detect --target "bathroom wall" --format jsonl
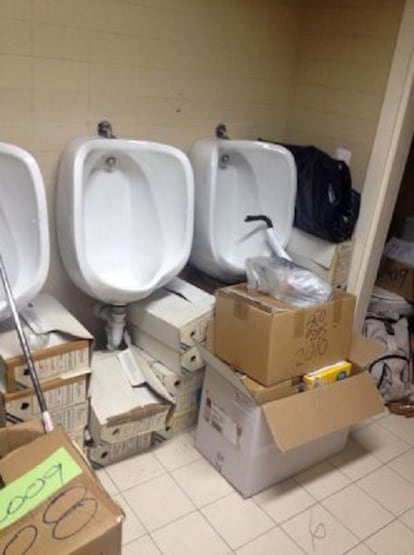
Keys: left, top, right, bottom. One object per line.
{"left": 285, "top": 0, "right": 405, "bottom": 192}
{"left": 0, "top": 0, "right": 406, "bottom": 337}
{"left": 0, "top": 0, "right": 301, "bottom": 336}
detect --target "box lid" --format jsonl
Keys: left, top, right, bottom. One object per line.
{"left": 349, "top": 334, "right": 385, "bottom": 369}
{"left": 0, "top": 293, "right": 93, "bottom": 359}
{"left": 262, "top": 372, "right": 384, "bottom": 451}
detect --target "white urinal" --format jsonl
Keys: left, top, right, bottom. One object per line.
{"left": 0, "top": 143, "right": 49, "bottom": 321}
{"left": 56, "top": 137, "right": 194, "bottom": 348}
{"left": 189, "top": 138, "right": 296, "bottom": 281}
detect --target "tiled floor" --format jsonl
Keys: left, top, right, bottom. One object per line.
{"left": 96, "top": 410, "right": 414, "bottom": 554}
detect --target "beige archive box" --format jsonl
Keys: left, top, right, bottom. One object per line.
{"left": 0, "top": 293, "right": 93, "bottom": 392}
{"left": 0, "top": 370, "right": 90, "bottom": 426}
{"left": 287, "top": 227, "right": 354, "bottom": 290}
{"left": 128, "top": 277, "right": 215, "bottom": 374}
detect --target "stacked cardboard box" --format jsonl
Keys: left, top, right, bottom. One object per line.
{"left": 0, "top": 294, "right": 93, "bottom": 449}
{"left": 196, "top": 284, "right": 385, "bottom": 497}
{"left": 87, "top": 347, "right": 174, "bottom": 467}
{"left": 127, "top": 278, "right": 215, "bottom": 438}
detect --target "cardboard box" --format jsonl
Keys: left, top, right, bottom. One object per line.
{"left": 195, "top": 339, "right": 384, "bottom": 497}
{"left": 138, "top": 346, "right": 204, "bottom": 410}
{"left": 376, "top": 255, "right": 414, "bottom": 302}
{"left": 128, "top": 277, "right": 215, "bottom": 374}
{"left": 287, "top": 228, "right": 354, "bottom": 289}
{"left": 89, "top": 347, "right": 174, "bottom": 445}
{"left": 154, "top": 406, "right": 200, "bottom": 441}
{"left": 0, "top": 371, "right": 90, "bottom": 425}
{"left": 0, "top": 420, "right": 124, "bottom": 554}
{"left": 0, "top": 294, "right": 93, "bottom": 392}
{"left": 7, "top": 400, "right": 89, "bottom": 433}
{"left": 214, "top": 284, "right": 356, "bottom": 386}
{"left": 88, "top": 433, "right": 153, "bottom": 468}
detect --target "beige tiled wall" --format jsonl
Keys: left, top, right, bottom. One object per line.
{"left": 0, "top": 0, "right": 301, "bottom": 334}
{"left": 0, "top": 0, "right": 405, "bottom": 335}
{"left": 285, "top": 0, "right": 405, "bottom": 191}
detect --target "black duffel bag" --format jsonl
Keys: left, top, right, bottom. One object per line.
{"left": 259, "top": 141, "right": 361, "bottom": 243}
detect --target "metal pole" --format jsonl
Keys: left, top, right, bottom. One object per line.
{"left": 0, "top": 254, "right": 53, "bottom": 432}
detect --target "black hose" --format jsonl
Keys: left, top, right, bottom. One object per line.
{"left": 244, "top": 214, "right": 273, "bottom": 228}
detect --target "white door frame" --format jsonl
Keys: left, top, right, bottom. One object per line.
{"left": 348, "top": 0, "right": 414, "bottom": 330}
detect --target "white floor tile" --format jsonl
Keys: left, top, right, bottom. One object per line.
{"left": 152, "top": 511, "right": 231, "bottom": 555}
{"left": 253, "top": 478, "right": 316, "bottom": 524}
{"left": 281, "top": 504, "right": 359, "bottom": 555}
{"left": 380, "top": 414, "right": 414, "bottom": 446}
{"left": 235, "top": 526, "right": 305, "bottom": 554}
{"left": 96, "top": 468, "right": 118, "bottom": 496}
{"left": 294, "top": 461, "right": 351, "bottom": 500}
{"left": 123, "top": 534, "right": 161, "bottom": 555}
{"left": 154, "top": 432, "right": 201, "bottom": 471}
{"left": 350, "top": 411, "right": 388, "bottom": 435}
{"left": 105, "top": 451, "right": 165, "bottom": 492}
{"left": 321, "top": 484, "right": 393, "bottom": 540}
{"left": 345, "top": 544, "right": 375, "bottom": 554}
{"left": 388, "top": 448, "right": 414, "bottom": 484}
{"left": 329, "top": 438, "right": 382, "bottom": 481}
{"left": 357, "top": 465, "right": 414, "bottom": 516}
{"left": 351, "top": 421, "right": 410, "bottom": 463}
{"left": 112, "top": 493, "right": 146, "bottom": 545}
{"left": 400, "top": 507, "right": 414, "bottom": 531}
{"left": 201, "top": 492, "right": 274, "bottom": 550}
{"left": 172, "top": 457, "right": 233, "bottom": 508}
{"left": 123, "top": 474, "right": 195, "bottom": 532}
{"left": 366, "top": 520, "right": 414, "bottom": 555}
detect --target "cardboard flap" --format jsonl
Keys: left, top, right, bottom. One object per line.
{"left": 20, "top": 294, "right": 93, "bottom": 339}
{"left": 262, "top": 373, "right": 384, "bottom": 452}
{"left": 350, "top": 334, "right": 385, "bottom": 369}
{"left": 163, "top": 277, "right": 215, "bottom": 306}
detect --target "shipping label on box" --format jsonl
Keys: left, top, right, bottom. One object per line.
{"left": 88, "top": 433, "right": 153, "bottom": 468}
{"left": 0, "top": 294, "right": 94, "bottom": 392}
{"left": 214, "top": 284, "right": 356, "bottom": 386}
{"left": 0, "top": 422, "right": 124, "bottom": 555}
{"left": 1, "top": 372, "right": 89, "bottom": 425}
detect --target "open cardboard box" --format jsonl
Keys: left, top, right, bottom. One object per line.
{"left": 0, "top": 420, "right": 123, "bottom": 554}
{"left": 0, "top": 294, "right": 94, "bottom": 392}
{"left": 195, "top": 329, "right": 385, "bottom": 497}
{"left": 376, "top": 255, "right": 414, "bottom": 303}
{"left": 214, "top": 283, "right": 356, "bottom": 386}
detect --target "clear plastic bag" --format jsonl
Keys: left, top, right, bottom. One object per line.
{"left": 246, "top": 256, "right": 332, "bottom": 306}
